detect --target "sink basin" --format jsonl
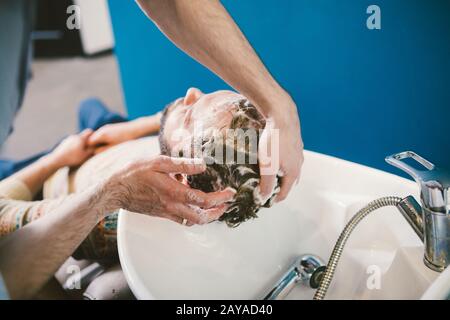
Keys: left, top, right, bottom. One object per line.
{"left": 118, "top": 147, "right": 441, "bottom": 299}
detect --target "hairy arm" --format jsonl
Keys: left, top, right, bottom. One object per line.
{"left": 137, "top": 0, "right": 303, "bottom": 200}
{"left": 0, "top": 184, "right": 104, "bottom": 299}
{"left": 0, "top": 155, "right": 234, "bottom": 299}
{"left": 136, "top": 0, "right": 286, "bottom": 116}
{"left": 0, "top": 131, "right": 98, "bottom": 298}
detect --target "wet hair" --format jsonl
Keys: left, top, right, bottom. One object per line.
{"left": 159, "top": 98, "right": 280, "bottom": 227}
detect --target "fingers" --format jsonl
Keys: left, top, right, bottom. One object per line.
{"left": 79, "top": 128, "right": 94, "bottom": 140}
{"left": 257, "top": 121, "right": 280, "bottom": 198}
{"left": 276, "top": 149, "right": 303, "bottom": 201}
{"left": 275, "top": 176, "right": 295, "bottom": 202}
{"left": 88, "top": 128, "right": 108, "bottom": 147}
{"left": 165, "top": 214, "right": 194, "bottom": 226}
{"left": 94, "top": 145, "right": 111, "bottom": 155}
{"left": 152, "top": 157, "right": 236, "bottom": 208}
{"left": 179, "top": 186, "right": 235, "bottom": 208}
{"left": 151, "top": 155, "right": 207, "bottom": 175}
{"left": 168, "top": 203, "right": 228, "bottom": 225}
{"left": 259, "top": 174, "right": 277, "bottom": 200}
{"left": 201, "top": 203, "right": 229, "bottom": 221}
{"left": 124, "top": 156, "right": 236, "bottom": 226}
{"left": 80, "top": 129, "right": 95, "bottom": 153}
{"left": 80, "top": 129, "right": 95, "bottom": 154}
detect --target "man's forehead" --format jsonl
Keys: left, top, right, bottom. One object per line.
{"left": 206, "top": 90, "right": 242, "bottom": 99}
{"left": 204, "top": 90, "right": 244, "bottom": 107}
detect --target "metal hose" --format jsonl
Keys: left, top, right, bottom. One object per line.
{"left": 313, "top": 196, "right": 403, "bottom": 300}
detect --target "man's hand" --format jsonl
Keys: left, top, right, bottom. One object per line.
{"left": 258, "top": 92, "right": 304, "bottom": 202}
{"left": 104, "top": 155, "right": 235, "bottom": 225}
{"left": 87, "top": 122, "right": 138, "bottom": 153}
{"left": 88, "top": 114, "right": 162, "bottom": 154}
{"left": 49, "top": 129, "right": 95, "bottom": 168}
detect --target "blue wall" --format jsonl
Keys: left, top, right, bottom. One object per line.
{"left": 108, "top": 0, "right": 449, "bottom": 175}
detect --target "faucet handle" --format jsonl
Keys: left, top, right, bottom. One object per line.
{"left": 386, "top": 151, "right": 435, "bottom": 182}
{"left": 386, "top": 151, "right": 450, "bottom": 214}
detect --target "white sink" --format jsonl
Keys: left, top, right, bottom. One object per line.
{"left": 118, "top": 148, "right": 442, "bottom": 299}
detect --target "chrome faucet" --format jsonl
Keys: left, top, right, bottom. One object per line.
{"left": 386, "top": 151, "right": 450, "bottom": 272}
{"left": 263, "top": 254, "right": 326, "bottom": 299}
{"left": 266, "top": 152, "right": 448, "bottom": 301}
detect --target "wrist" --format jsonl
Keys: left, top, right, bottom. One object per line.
{"left": 91, "top": 173, "right": 128, "bottom": 218}
{"left": 253, "top": 87, "right": 297, "bottom": 120}
{"left": 133, "top": 116, "right": 159, "bottom": 136}
{"left": 72, "top": 183, "right": 109, "bottom": 223}
{"left": 266, "top": 93, "right": 299, "bottom": 127}
{"left": 39, "top": 154, "right": 65, "bottom": 172}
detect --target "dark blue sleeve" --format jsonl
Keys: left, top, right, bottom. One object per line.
{"left": 0, "top": 0, "right": 34, "bottom": 146}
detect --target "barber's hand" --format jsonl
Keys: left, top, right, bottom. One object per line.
{"left": 50, "top": 129, "right": 95, "bottom": 168}
{"left": 105, "top": 155, "right": 235, "bottom": 225}
{"left": 258, "top": 92, "right": 304, "bottom": 202}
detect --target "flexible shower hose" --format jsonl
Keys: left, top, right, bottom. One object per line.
{"left": 313, "top": 196, "right": 403, "bottom": 300}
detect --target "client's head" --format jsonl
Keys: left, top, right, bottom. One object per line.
{"left": 159, "top": 88, "right": 280, "bottom": 227}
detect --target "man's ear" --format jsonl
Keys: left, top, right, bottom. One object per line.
{"left": 184, "top": 87, "right": 203, "bottom": 105}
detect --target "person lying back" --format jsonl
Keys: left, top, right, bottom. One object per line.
{"left": 0, "top": 88, "right": 280, "bottom": 261}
